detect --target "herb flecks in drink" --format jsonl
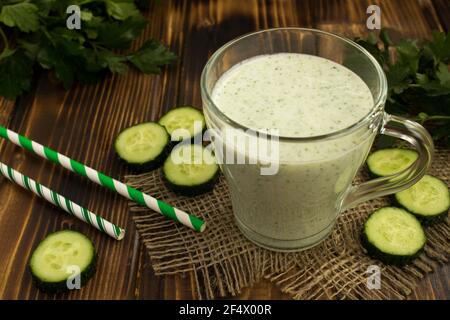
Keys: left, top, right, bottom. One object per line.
{"left": 211, "top": 53, "right": 376, "bottom": 249}
{"left": 213, "top": 53, "right": 373, "bottom": 138}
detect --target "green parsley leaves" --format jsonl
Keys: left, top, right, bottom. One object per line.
{"left": 356, "top": 30, "right": 450, "bottom": 145}
{"left": 127, "top": 40, "right": 177, "bottom": 74}
{"left": 0, "top": 2, "right": 40, "bottom": 33}
{"left": 0, "top": 0, "right": 176, "bottom": 100}
{"left": 0, "top": 50, "right": 33, "bottom": 99}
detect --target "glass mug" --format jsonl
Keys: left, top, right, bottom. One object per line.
{"left": 200, "top": 28, "right": 434, "bottom": 251}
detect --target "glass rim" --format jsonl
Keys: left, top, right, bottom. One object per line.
{"left": 200, "top": 27, "right": 388, "bottom": 142}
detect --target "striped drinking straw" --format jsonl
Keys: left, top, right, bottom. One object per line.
{"left": 0, "top": 161, "right": 125, "bottom": 240}
{"left": 0, "top": 125, "right": 206, "bottom": 233}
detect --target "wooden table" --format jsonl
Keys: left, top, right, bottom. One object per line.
{"left": 0, "top": 0, "right": 449, "bottom": 300}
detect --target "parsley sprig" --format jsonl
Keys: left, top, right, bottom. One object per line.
{"left": 355, "top": 29, "right": 450, "bottom": 145}
{"left": 0, "top": 0, "right": 176, "bottom": 100}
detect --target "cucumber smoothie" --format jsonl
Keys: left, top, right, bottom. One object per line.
{"left": 210, "top": 53, "right": 377, "bottom": 250}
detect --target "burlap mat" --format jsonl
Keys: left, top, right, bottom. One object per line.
{"left": 126, "top": 148, "right": 450, "bottom": 300}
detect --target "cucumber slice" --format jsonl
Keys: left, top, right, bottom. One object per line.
{"left": 163, "top": 144, "right": 219, "bottom": 196}
{"left": 361, "top": 207, "right": 426, "bottom": 265}
{"left": 29, "top": 230, "right": 96, "bottom": 293}
{"left": 367, "top": 148, "right": 418, "bottom": 177}
{"left": 159, "top": 106, "right": 206, "bottom": 142}
{"left": 395, "top": 175, "right": 449, "bottom": 224}
{"left": 115, "top": 122, "right": 170, "bottom": 170}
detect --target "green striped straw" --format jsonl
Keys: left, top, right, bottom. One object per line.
{"left": 0, "top": 161, "right": 125, "bottom": 240}
{"left": 0, "top": 125, "right": 206, "bottom": 233}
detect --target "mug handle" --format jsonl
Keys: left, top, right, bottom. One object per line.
{"left": 341, "top": 113, "right": 435, "bottom": 211}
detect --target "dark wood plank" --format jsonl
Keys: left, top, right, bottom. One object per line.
{"left": 0, "top": 65, "right": 138, "bottom": 299}
{"left": 432, "top": 0, "right": 450, "bottom": 31}
{"left": 0, "top": 0, "right": 448, "bottom": 300}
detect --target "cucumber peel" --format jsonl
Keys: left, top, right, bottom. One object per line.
{"left": 114, "top": 122, "right": 170, "bottom": 171}
{"left": 394, "top": 175, "right": 450, "bottom": 225}
{"left": 29, "top": 230, "right": 96, "bottom": 293}
{"left": 367, "top": 148, "right": 418, "bottom": 177}
{"left": 163, "top": 144, "right": 219, "bottom": 196}
{"left": 361, "top": 207, "right": 426, "bottom": 266}
{"left": 159, "top": 106, "right": 206, "bottom": 142}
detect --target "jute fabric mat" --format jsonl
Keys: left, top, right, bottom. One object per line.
{"left": 126, "top": 148, "right": 450, "bottom": 299}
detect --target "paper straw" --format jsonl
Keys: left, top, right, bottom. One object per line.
{"left": 0, "top": 126, "right": 206, "bottom": 233}
{"left": 0, "top": 161, "right": 125, "bottom": 240}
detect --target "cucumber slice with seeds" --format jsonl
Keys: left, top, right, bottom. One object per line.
{"left": 114, "top": 122, "right": 170, "bottom": 170}
{"left": 395, "top": 175, "right": 449, "bottom": 224}
{"left": 361, "top": 207, "right": 426, "bottom": 265}
{"left": 29, "top": 230, "right": 96, "bottom": 293}
{"left": 159, "top": 106, "right": 206, "bottom": 142}
{"left": 367, "top": 148, "right": 418, "bottom": 177}
{"left": 163, "top": 144, "right": 219, "bottom": 196}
